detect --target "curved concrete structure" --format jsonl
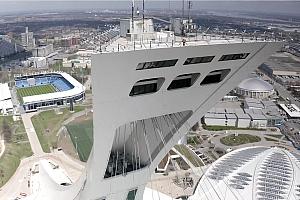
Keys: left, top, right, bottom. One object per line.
{"left": 189, "top": 146, "right": 300, "bottom": 200}
{"left": 23, "top": 27, "right": 283, "bottom": 200}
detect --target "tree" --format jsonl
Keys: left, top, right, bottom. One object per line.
{"left": 2, "top": 118, "right": 12, "bottom": 142}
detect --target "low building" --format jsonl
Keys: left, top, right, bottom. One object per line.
{"left": 24, "top": 57, "right": 48, "bottom": 68}
{"left": 204, "top": 113, "right": 226, "bottom": 126}
{"left": 0, "top": 83, "right": 13, "bottom": 114}
{"left": 244, "top": 98, "right": 265, "bottom": 109}
{"left": 32, "top": 44, "right": 54, "bottom": 57}
{"left": 235, "top": 113, "right": 251, "bottom": 128}
{"left": 245, "top": 109, "right": 267, "bottom": 129}
{"left": 225, "top": 113, "right": 237, "bottom": 127}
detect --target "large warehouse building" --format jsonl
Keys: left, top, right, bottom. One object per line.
{"left": 15, "top": 72, "right": 85, "bottom": 112}
{"left": 204, "top": 99, "right": 283, "bottom": 128}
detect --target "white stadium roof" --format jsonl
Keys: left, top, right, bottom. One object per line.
{"left": 238, "top": 77, "right": 273, "bottom": 92}
{"left": 189, "top": 146, "right": 300, "bottom": 200}
{"left": 0, "top": 83, "right": 11, "bottom": 101}
{"left": 22, "top": 72, "right": 85, "bottom": 104}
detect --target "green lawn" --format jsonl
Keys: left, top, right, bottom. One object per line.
{"left": 174, "top": 145, "right": 204, "bottom": 167}
{"left": 220, "top": 134, "right": 261, "bottom": 146}
{"left": 31, "top": 106, "right": 85, "bottom": 153}
{"left": 264, "top": 137, "right": 279, "bottom": 142}
{"left": 0, "top": 116, "right": 33, "bottom": 187}
{"left": 66, "top": 119, "right": 93, "bottom": 162}
{"left": 265, "top": 134, "right": 284, "bottom": 139}
{"left": 17, "top": 84, "right": 56, "bottom": 97}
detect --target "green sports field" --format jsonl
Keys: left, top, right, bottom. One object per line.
{"left": 66, "top": 119, "right": 93, "bottom": 162}
{"left": 17, "top": 84, "right": 57, "bottom": 97}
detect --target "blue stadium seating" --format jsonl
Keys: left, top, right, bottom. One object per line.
{"left": 15, "top": 74, "right": 74, "bottom": 91}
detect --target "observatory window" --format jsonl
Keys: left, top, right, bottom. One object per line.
{"left": 200, "top": 69, "right": 231, "bottom": 85}
{"left": 126, "top": 189, "right": 138, "bottom": 200}
{"left": 136, "top": 59, "right": 178, "bottom": 70}
{"left": 219, "top": 53, "right": 250, "bottom": 61}
{"left": 129, "top": 78, "right": 164, "bottom": 96}
{"left": 183, "top": 56, "right": 215, "bottom": 65}
{"left": 167, "top": 73, "right": 200, "bottom": 90}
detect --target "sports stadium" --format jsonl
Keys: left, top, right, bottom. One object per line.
{"left": 15, "top": 72, "right": 85, "bottom": 112}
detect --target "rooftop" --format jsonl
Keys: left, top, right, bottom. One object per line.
{"left": 238, "top": 77, "right": 273, "bottom": 92}
{"left": 189, "top": 146, "right": 300, "bottom": 200}
{"left": 103, "top": 34, "right": 279, "bottom": 53}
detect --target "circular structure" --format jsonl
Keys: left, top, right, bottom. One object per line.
{"left": 236, "top": 77, "right": 274, "bottom": 99}
{"left": 220, "top": 134, "right": 261, "bottom": 146}
{"left": 189, "top": 146, "right": 300, "bottom": 200}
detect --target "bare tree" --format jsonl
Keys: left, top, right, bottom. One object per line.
{"left": 2, "top": 118, "right": 12, "bottom": 142}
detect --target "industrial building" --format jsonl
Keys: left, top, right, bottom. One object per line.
{"left": 189, "top": 146, "right": 300, "bottom": 200}
{"left": 279, "top": 104, "right": 300, "bottom": 118}
{"left": 204, "top": 98, "right": 283, "bottom": 128}
{"left": 32, "top": 44, "right": 54, "bottom": 57}
{"left": 235, "top": 113, "right": 251, "bottom": 128}
{"left": 0, "top": 83, "right": 13, "bottom": 115}
{"left": 235, "top": 77, "right": 274, "bottom": 99}
{"left": 23, "top": 57, "right": 48, "bottom": 68}
{"left": 170, "top": 18, "right": 197, "bottom": 36}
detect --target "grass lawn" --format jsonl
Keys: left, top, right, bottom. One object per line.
{"left": 220, "top": 134, "right": 261, "bottom": 146}
{"left": 265, "top": 134, "right": 284, "bottom": 139}
{"left": 31, "top": 106, "right": 85, "bottom": 153}
{"left": 264, "top": 137, "right": 279, "bottom": 142}
{"left": 66, "top": 119, "right": 93, "bottom": 162}
{"left": 0, "top": 116, "right": 33, "bottom": 187}
{"left": 17, "top": 84, "right": 56, "bottom": 97}
{"left": 174, "top": 145, "right": 204, "bottom": 167}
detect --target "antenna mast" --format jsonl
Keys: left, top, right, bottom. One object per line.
{"left": 143, "top": 0, "right": 145, "bottom": 33}
{"left": 181, "top": 0, "right": 185, "bottom": 36}
{"left": 131, "top": 0, "right": 134, "bottom": 31}
{"left": 188, "top": 1, "right": 192, "bottom": 34}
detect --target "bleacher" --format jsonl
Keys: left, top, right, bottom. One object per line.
{"left": 52, "top": 78, "right": 73, "bottom": 91}
{"left": 15, "top": 74, "right": 74, "bottom": 91}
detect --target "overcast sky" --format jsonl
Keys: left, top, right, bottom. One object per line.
{"left": 0, "top": 1, "right": 299, "bottom": 16}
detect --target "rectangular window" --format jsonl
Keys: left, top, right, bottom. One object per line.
{"left": 129, "top": 78, "right": 164, "bottom": 96}
{"left": 126, "top": 189, "right": 138, "bottom": 200}
{"left": 168, "top": 73, "right": 200, "bottom": 90}
{"left": 136, "top": 59, "right": 178, "bottom": 70}
{"left": 183, "top": 56, "right": 214, "bottom": 65}
{"left": 219, "top": 53, "right": 250, "bottom": 61}
{"left": 200, "top": 69, "right": 231, "bottom": 85}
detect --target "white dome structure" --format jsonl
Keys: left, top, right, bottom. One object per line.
{"left": 236, "top": 77, "right": 274, "bottom": 99}
{"left": 189, "top": 146, "right": 300, "bottom": 200}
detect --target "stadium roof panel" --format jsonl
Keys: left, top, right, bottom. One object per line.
{"left": 189, "top": 146, "right": 300, "bottom": 200}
